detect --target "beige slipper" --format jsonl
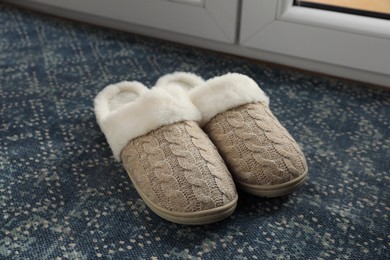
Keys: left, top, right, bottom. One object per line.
{"left": 94, "top": 81, "right": 238, "bottom": 224}
{"left": 156, "top": 72, "right": 308, "bottom": 197}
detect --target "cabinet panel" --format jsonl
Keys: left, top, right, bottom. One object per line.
{"left": 13, "top": 0, "right": 238, "bottom": 43}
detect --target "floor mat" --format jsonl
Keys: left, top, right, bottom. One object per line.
{"left": 0, "top": 3, "right": 389, "bottom": 259}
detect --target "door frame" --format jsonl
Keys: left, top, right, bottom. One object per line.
{"left": 240, "top": 0, "right": 390, "bottom": 86}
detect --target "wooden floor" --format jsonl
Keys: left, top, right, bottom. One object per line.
{"left": 301, "top": 0, "right": 390, "bottom": 14}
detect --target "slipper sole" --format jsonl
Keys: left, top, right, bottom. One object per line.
{"left": 235, "top": 170, "right": 308, "bottom": 198}
{"left": 126, "top": 169, "right": 238, "bottom": 225}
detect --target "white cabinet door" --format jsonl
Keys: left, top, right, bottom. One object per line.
{"left": 13, "top": 0, "right": 238, "bottom": 43}
{"left": 240, "top": 0, "right": 390, "bottom": 86}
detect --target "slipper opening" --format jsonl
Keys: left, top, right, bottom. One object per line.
{"left": 106, "top": 81, "right": 147, "bottom": 112}
{"left": 108, "top": 88, "right": 140, "bottom": 111}
{"left": 155, "top": 72, "right": 205, "bottom": 91}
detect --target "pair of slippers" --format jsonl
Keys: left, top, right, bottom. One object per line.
{"left": 94, "top": 72, "right": 308, "bottom": 225}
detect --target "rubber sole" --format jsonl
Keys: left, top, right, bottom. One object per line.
{"left": 235, "top": 171, "right": 308, "bottom": 198}
{"left": 126, "top": 170, "right": 238, "bottom": 225}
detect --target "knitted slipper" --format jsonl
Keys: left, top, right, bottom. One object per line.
{"left": 94, "top": 81, "right": 238, "bottom": 224}
{"left": 156, "top": 72, "right": 308, "bottom": 197}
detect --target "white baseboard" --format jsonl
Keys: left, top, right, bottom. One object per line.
{"left": 6, "top": 0, "right": 390, "bottom": 87}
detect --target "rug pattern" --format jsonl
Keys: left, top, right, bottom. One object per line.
{"left": 0, "top": 4, "right": 389, "bottom": 259}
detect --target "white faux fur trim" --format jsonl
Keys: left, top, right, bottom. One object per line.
{"left": 155, "top": 72, "right": 269, "bottom": 126}
{"left": 191, "top": 73, "right": 269, "bottom": 125}
{"left": 94, "top": 81, "right": 201, "bottom": 161}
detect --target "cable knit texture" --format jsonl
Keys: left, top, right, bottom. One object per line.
{"left": 204, "top": 102, "right": 308, "bottom": 186}
{"left": 121, "top": 121, "right": 237, "bottom": 213}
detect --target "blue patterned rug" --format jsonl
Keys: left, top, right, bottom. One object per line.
{"left": 1, "top": 3, "right": 389, "bottom": 259}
